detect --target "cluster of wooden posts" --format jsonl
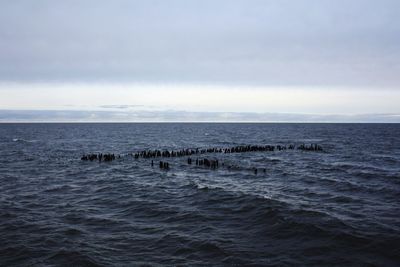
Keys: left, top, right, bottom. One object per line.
{"left": 81, "top": 144, "right": 323, "bottom": 174}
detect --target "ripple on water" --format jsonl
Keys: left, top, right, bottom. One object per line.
{"left": 0, "top": 123, "right": 400, "bottom": 266}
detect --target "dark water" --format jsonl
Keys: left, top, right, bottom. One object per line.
{"left": 1, "top": 123, "right": 399, "bottom": 266}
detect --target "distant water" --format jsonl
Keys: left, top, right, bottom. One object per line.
{"left": 0, "top": 123, "right": 399, "bottom": 266}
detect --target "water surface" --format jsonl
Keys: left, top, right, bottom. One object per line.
{"left": 0, "top": 123, "right": 399, "bottom": 266}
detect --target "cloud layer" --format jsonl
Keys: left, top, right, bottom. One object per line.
{"left": 1, "top": 83, "right": 400, "bottom": 115}
{"left": 1, "top": 109, "right": 399, "bottom": 123}
{"left": 1, "top": 0, "right": 399, "bottom": 87}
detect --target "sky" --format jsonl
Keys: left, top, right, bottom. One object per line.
{"left": 0, "top": 0, "right": 399, "bottom": 122}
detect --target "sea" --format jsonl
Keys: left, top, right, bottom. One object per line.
{"left": 0, "top": 123, "right": 399, "bottom": 266}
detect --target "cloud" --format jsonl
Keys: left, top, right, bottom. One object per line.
{"left": 0, "top": 109, "right": 399, "bottom": 123}
{"left": 1, "top": 83, "right": 400, "bottom": 115}
{"left": 99, "top": 105, "right": 144, "bottom": 109}
{"left": 0, "top": 0, "right": 399, "bottom": 87}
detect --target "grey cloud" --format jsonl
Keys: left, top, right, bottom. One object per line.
{"left": 0, "top": 0, "right": 399, "bottom": 87}
{"left": 0, "top": 110, "right": 399, "bottom": 123}
{"left": 99, "top": 105, "right": 144, "bottom": 109}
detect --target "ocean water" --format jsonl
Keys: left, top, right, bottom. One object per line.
{"left": 0, "top": 123, "right": 399, "bottom": 266}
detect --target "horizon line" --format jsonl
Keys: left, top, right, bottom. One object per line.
{"left": 1, "top": 121, "right": 399, "bottom": 124}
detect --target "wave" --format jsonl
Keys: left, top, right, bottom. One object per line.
{"left": 176, "top": 180, "right": 400, "bottom": 265}
{"left": 186, "top": 180, "right": 224, "bottom": 191}
{"left": 2, "top": 123, "right": 400, "bottom": 266}
{"left": 44, "top": 250, "right": 104, "bottom": 267}
{"left": 12, "top": 138, "right": 38, "bottom": 143}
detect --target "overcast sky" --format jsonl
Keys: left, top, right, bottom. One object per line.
{"left": 0, "top": 0, "right": 399, "bottom": 121}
